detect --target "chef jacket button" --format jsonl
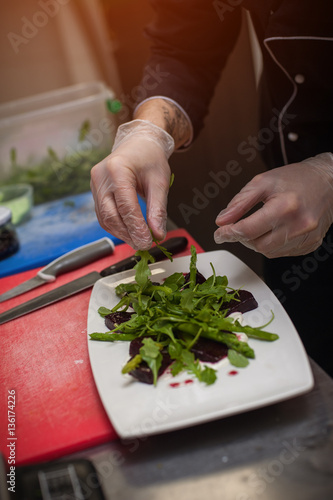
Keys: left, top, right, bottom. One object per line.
{"left": 288, "top": 132, "right": 299, "bottom": 142}
{"left": 295, "top": 74, "right": 305, "bottom": 84}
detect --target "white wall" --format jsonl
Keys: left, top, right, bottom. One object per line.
{"left": 0, "top": 0, "right": 122, "bottom": 103}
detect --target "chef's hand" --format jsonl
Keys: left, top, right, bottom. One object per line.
{"left": 214, "top": 153, "right": 333, "bottom": 258}
{"left": 90, "top": 119, "right": 175, "bottom": 250}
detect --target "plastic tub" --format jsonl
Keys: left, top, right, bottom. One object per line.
{"left": 0, "top": 184, "right": 33, "bottom": 225}
{"left": 0, "top": 81, "right": 118, "bottom": 180}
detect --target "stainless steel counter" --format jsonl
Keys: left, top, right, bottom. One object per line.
{"left": 75, "top": 359, "right": 333, "bottom": 500}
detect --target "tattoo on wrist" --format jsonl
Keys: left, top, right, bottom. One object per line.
{"left": 161, "top": 99, "right": 191, "bottom": 147}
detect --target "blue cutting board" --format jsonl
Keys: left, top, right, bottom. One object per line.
{"left": 0, "top": 192, "right": 147, "bottom": 278}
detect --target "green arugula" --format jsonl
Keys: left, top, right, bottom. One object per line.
{"left": 89, "top": 245, "right": 279, "bottom": 386}
{"left": 133, "top": 250, "right": 155, "bottom": 287}
{"left": 228, "top": 349, "right": 249, "bottom": 368}
{"left": 150, "top": 230, "right": 173, "bottom": 262}
{"left": 139, "top": 338, "right": 163, "bottom": 386}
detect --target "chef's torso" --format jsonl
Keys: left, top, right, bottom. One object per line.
{"left": 244, "top": 0, "right": 333, "bottom": 165}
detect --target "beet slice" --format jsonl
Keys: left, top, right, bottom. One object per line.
{"left": 190, "top": 337, "right": 229, "bottom": 363}
{"left": 128, "top": 364, "right": 156, "bottom": 385}
{"left": 129, "top": 356, "right": 173, "bottom": 385}
{"left": 128, "top": 338, "right": 173, "bottom": 385}
{"left": 224, "top": 289, "right": 258, "bottom": 315}
{"left": 183, "top": 270, "right": 206, "bottom": 285}
{"left": 129, "top": 337, "right": 145, "bottom": 357}
{"left": 104, "top": 311, "right": 134, "bottom": 331}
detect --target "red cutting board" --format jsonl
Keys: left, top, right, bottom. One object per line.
{"left": 0, "top": 229, "right": 203, "bottom": 466}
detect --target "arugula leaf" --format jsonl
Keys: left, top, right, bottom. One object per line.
{"left": 150, "top": 230, "right": 173, "bottom": 262}
{"left": 168, "top": 341, "right": 183, "bottom": 360}
{"left": 140, "top": 337, "right": 162, "bottom": 358}
{"left": 180, "top": 289, "right": 196, "bottom": 312}
{"left": 98, "top": 306, "right": 113, "bottom": 317}
{"left": 170, "top": 359, "right": 184, "bottom": 377}
{"left": 228, "top": 349, "right": 249, "bottom": 368}
{"left": 152, "top": 320, "right": 177, "bottom": 343}
{"left": 200, "top": 366, "right": 217, "bottom": 385}
{"left": 134, "top": 250, "right": 155, "bottom": 287}
{"left": 140, "top": 338, "right": 163, "bottom": 386}
{"left": 163, "top": 272, "right": 185, "bottom": 290}
{"left": 167, "top": 346, "right": 216, "bottom": 385}
{"left": 195, "top": 309, "right": 211, "bottom": 323}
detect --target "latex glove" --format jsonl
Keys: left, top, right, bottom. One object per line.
{"left": 214, "top": 153, "right": 333, "bottom": 258}
{"left": 90, "top": 119, "right": 175, "bottom": 249}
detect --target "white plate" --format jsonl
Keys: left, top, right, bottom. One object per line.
{"left": 87, "top": 250, "right": 314, "bottom": 438}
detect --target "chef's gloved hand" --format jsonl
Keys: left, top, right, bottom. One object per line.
{"left": 214, "top": 153, "right": 333, "bottom": 258}
{"left": 90, "top": 119, "right": 175, "bottom": 249}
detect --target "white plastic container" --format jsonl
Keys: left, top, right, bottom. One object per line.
{"left": 0, "top": 81, "right": 118, "bottom": 179}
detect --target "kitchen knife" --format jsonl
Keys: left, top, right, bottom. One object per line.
{"left": 0, "top": 238, "right": 115, "bottom": 303}
{"left": 0, "top": 236, "right": 188, "bottom": 325}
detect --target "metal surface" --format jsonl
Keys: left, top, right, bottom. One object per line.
{"left": 0, "top": 275, "right": 46, "bottom": 302}
{"left": 0, "top": 454, "right": 10, "bottom": 500}
{"left": 71, "top": 360, "right": 333, "bottom": 500}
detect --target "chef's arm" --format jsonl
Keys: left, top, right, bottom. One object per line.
{"left": 90, "top": 0, "right": 242, "bottom": 249}
{"left": 90, "top": 97, "right": 193, "bottom": 250}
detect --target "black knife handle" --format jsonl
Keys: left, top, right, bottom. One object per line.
{"left": 100, "top": 236, "right": 189, "bottom": 278}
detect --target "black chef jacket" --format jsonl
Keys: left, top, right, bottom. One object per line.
{"left": 138, "top": 0, "right": 333, "bottom": 376}
{"left": 141, "top": 0, "right": 333, "bottom": 165}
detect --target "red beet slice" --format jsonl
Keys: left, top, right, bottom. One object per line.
{"left": 128, "top": 338, "right": 173, "bottom": 385}
{"left": 104, "top": 311, "right": 134, "bottom": 331}
{"left": 224, "top": 289, "right": 258, "bottom": 315}
{"left": 183, "top": 270, "right": 206, "bottom": 285}
{"left": 190, "top": 337, "right": 229, "bottom": 363}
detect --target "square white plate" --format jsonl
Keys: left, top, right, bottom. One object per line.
{"left": 87, "top": 250, "right": 314, "bottom": 438}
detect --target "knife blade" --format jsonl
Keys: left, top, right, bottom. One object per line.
{"left": 0, "top": 236, "right": 188, "bottom": 325}
{"left": 0, "top": 238, "right": 115, "bottom": 303}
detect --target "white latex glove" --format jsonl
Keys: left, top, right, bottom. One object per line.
{"left": 90, "top": 119, "right": 175, "bottom": 249}
{"left": 214, "top": 153, "right": 333, "bottom": 258}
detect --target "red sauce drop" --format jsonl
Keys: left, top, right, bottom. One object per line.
{"left": 228, "top": 370, "right": 238, "bottom": 376}
{"left": 169, "top": 379, "right": 194, "bottom": 388}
